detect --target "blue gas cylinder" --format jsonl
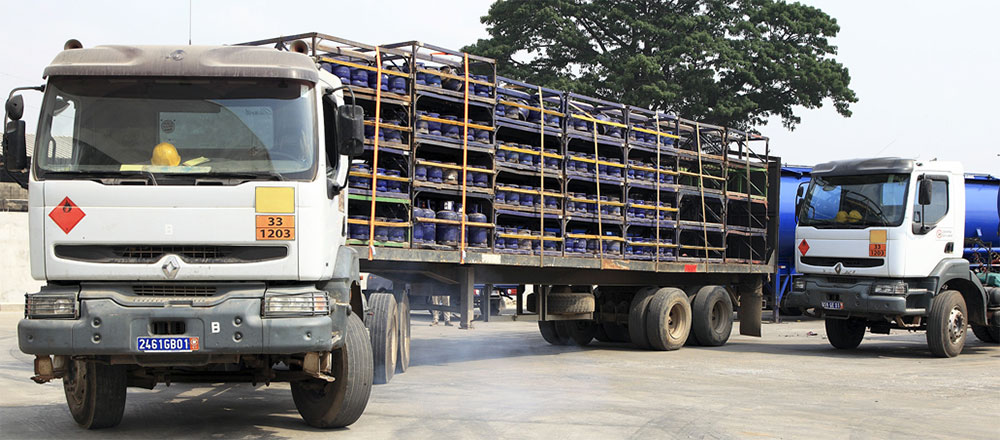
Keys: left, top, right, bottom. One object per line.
{"left": 436, "top": 208, "right": 460, "bottom": 245}
{"left": 428, "top": 166, "right": 444, "bottom": 183}
{"left": 427, "top": 112, "right": 442, "bottom": 135}
{"left": 474, "top": 172, "right": 489, "bottom": 187}
{"left": 443, "top": 116, "right": 460, "bottom": 138}
{"left": 415, "top": 164, "right": 427, "bottom": 181}
{"left": 332, "top": 65, "right": 351, "bottom": 84}
{"left": 351, "top": 68, "right": 368, "bottom": 87}
{"left": 390, "top": 75, "right": 406, "bottom": 94}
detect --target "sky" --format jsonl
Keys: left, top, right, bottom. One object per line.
{"left": 1, "top": 0, "right": 997, "bottom": 175}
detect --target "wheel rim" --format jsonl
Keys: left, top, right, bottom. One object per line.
{"left": 389, "top": 316, "right": 398, "bottom": 368}
{"left": 710, "top": 299, "right": 727, "bottom": 332}
{"left": 947, "top": 306, "right": 965, "bottom": 344}
{"left": 64, "top": 360, "right": 87, "bottom": 409}
{"left": 667, "top": 303, "right": 683, "bottom": 339}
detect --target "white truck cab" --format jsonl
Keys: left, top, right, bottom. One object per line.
{"left": 786, "top": 157, "right": 1000, "bottom": 357}
{"left": 2, "top": 42, "right": 374, "bottom": 429}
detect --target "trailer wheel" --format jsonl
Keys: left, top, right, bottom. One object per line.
{"left": 603, "top": 323, "right": 630, "bottom": 343}
{"left": 538, "top": 321, "right": 569, "bottom": 345}
{"left": 628, "top": 287, "right": 659, "bottom": 349}
{"left": 927, "top": 290, "right": 967, "bottom": 357}
{"left": 547, "top": 293, "right": 596, "bottom": 314}
{"left": 366, "top": 293, "right": 398, "bottom": 383}
{"left": 691, "top": 286, "right": 734, "bottom": 347}
{"left": 824, "top": 317, "right": 866, "bottom": 349}
{"left": 292, "top": 312, "right": 373, "bottom": 428}
{"left": 645, "top": 288, "right": 692, "bottom": 351}
{"left": 971, "top": 324, "right": 999, "bottom": 343}
{"left": 396, "top": 294, "right": 411, "bottom": 373}
{"left": 63, "top": 359, "right": 127, "bottom": 429}
{"left": 557, "top": 320, "right": 596, "bottom": 346}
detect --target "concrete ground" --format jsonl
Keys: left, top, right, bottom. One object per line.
{"left": 1, "top": 311, "right": 997, "bottom": 439}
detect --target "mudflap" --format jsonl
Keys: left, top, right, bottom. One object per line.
{"left": 738, "top": 277, "right": 763, "bottom": 337}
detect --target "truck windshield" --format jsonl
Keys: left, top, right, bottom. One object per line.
{"left": 34, "top": 77, "right": 317, "bottom": 182}
{"left": 799, "top": 173, "right": 909, "bottom": 228}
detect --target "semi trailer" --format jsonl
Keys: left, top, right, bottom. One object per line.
{"left": 786, "top": 157, "right": 1000, "bottom": 357}
{"left": 3, "top": 32, "right": 779, "bottom": 430}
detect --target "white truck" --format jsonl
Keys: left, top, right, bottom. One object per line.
{"left": 2, "top": 41, "right": 380, "bottom": 428}
{"left": 787, "top": 157, "right": 1000, "bottom": 357}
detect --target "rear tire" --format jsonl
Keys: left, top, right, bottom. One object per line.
{"left": 628, "top": 287, "right": 658, "bottom": 349}
{"left": 557, "top": 320, "right": 596, "bottom": 346}
{"left": 292, "top": 312, "right": 373, "bottom": 428}
{"left": 538, "top": 321, "right": 570, "bottom": 345}
{"left": 927, "top": 290, "right": 967, "bottom": 358}
{"left": 396, "top": 294, "right": 411, "bottom": 373}
{"left": 971, "top": 324, "right": 999, "bottom": 343}
{"left": 691, "top": 286, "right": 734, "bottom": 346}
{"left": 603, "top": 323, "right": 630, "bottom": 343}
{"left": 645, "top": 288, "right": 692, "bottom": 351}
{"left": 366, "top": 293, "right": 398, "bottom": 384}
{"left": 63, "top": 360, "right": 127, "bottom": 429}
{"left": 825, "top": 317, "right": 866, "bottom": 349}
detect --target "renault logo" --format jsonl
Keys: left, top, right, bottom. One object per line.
{"left": 834, "top": 262, "right": 843, "bottom": 274}
{"left": 162, "top": 256, "right": 180, "bottom": 279}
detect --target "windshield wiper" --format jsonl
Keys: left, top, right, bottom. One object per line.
{"left": 42, "top": 170, "right": 158, "bottom": 185}
{"left": 204, "top": 171, "right": 285, "bottom": 182}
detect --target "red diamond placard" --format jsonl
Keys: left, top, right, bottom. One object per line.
{"left": 798, "top": 239, "right": 810, "bottom": 256}
{"left": 49, "top": 197, "right": 86, "bottom": 234}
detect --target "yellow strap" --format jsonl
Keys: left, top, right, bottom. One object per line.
{"left": 368, "top": 47, "right": 384, "bottom": 260}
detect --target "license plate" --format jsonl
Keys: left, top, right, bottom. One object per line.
{"left": 821, "top": 300, "right": 844, "bottom": 310}
{"left": 137, "top": 337, "right": 200, "bottom": 352}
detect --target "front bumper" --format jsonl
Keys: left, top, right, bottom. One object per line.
{"left": 19, "top": 296, "right": 348, "bottom": 357}
{"left": 784, "top": 275, "right": 933, "bottom": 317}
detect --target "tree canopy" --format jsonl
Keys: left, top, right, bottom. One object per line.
{"left": 464, "top": 0, "right": 857, "bottom": 130}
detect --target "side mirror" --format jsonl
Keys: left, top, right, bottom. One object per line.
{"left": 796, "top": 183, "right": 805, "bottom": 198}
{"left": 918, "top": 179, "right": 932, "bottom": 205}
{"left": 3, "top": 120, "right": 27, "bottom": 171}
{"left": 336, "top": 104, "right": 364, "bottom": 158}
{"left": 6, "top": 95, "right": 24, "bottom": 121}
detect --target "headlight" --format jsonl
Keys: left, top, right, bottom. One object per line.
{"left": 872, "top": 282, "right": 907, "bottom": 295}
{"left": 792, "top": 279, "right": 806, "bottom": 291}
{"left": 25, "top": 293, "right": 78, "bottom": 319}
{"left": 263, "top": 292, "right": 330, "bottom": 317}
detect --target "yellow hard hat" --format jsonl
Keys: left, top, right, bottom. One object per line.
{"left": 151, "top": 142, "right": 180, "bottom": 166}
{"left": 835, "top": 211, "right": 848, "bottom": 223}
{"left": 848, "top": 210, "right": 863, "bottom": 222}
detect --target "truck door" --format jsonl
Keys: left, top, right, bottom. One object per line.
{"left": 907, "top": 174, "right": 962, "bottom": 275}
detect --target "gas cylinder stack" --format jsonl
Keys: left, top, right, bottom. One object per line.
{"left": 251, "top": 33, "right": 771, "bottom": 265}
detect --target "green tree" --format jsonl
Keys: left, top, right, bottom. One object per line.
{"left": 464, "top": 0, "right": 857, "bottom": 130}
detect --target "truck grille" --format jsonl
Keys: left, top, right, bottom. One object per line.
{"left": 55, "top": 245, "right": 286, "bottom": 264}
{"left": 132, "top": 285, "right": 218, "bottom": 296}
{"left": 800, "top": 257, "right": 884, "bottom": 268}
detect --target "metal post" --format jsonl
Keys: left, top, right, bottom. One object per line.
{"left": 482, "top": 283, "right": 493, "bottom": 322}
{"left": 459, "top": 266, "right": 474, "bottom": 329}
{"left": 515, "top": 284, "right": 524, "bottom": 315}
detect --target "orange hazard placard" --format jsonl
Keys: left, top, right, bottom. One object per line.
{"left": 869, "top": 243, "right": 886, "bottom": 257}
{"left": 256, "top": 215, "right": 295, "bottom": 241}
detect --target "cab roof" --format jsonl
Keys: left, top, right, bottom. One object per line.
{"left": 43, "top": 45, "right": 318, "bottom": 83}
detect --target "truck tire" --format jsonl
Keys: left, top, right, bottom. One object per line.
{"left": 366, "top": 293, "right": 398, "bottom": 384}
{"left": 825, "top": 317, "right": 866, "bottom": 349}
{"left": 547, "top": 293, "right": 596, "bottom": 314}
{"left": 927, "top": 290, "right": 967, "bottom": 358}
{"left": 691, "top": 285, "right": 734, "bottom": 347}
{"left": 971, "top": 324, "right": 999, "bottom": 343}
{"left": 557, "top": 320, "right": 595, "bottom": 346}
{"left": 603, "top": 323, "right": 630, "bottom": 343}
{"left": 538, "top": 321, "right": 569, "bottom": 345}
{"left": 397, "top": 294, "right": 411, "bottom": 373}
{"left": 628, "top": 287, "right": 659, "bottom": 349}
{"left": 645, "top": 288, "right": 692, "bottom": 351}
{"left": 63, "top": 359, "right": 127, "bottom": 429}
{"left": 292, "top": 312, "right": 373, "bottom": 428}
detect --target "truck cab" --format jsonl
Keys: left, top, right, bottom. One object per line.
{"left": 3, "top": 42, "right": 374, "bottom": 429}
{"left": 786, "top": 157, "right": 1000, "bottom": 357}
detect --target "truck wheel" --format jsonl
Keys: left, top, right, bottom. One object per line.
{"left": 63, "top": 360, "right": 127, "bottom": 429}
{"left": 927, "top": 290, "right": 967, "bottom": 357}
{"left": 691, "top": 286, "right": 733, "bottom": 347}
{"left": 971, "top": 324, "right": 999, "bottom": 343}
{"left": 628, "top": 287, "right": 659, "bottom": 349}
{"left": 557, "top": 320, "right": 595, "bottom": 346}
{"left": 397, "top": 294, "right": 411, "bottom": 373}
{"left": 292, "top": 312, "right": 373, "bottom": 428}
{"left": 824, "top": 318, "right": 866, "bottom": 349}
{"left": 366, "top": 293, "right": 398, "bottom": 384}
{"left": 547, "top": 293, "right": 596, "bottom": 314}
{"left": 538, "top": 321, "right": 569, "bottom": 345}
{"left": 645, "top": 288, "right": 692, "bottom": 351}
{"left": 603, "top": 323, "right": 630, "bottom": 343}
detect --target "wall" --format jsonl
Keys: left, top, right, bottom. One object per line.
{"left": 0, "top": 212, "right": 41, "bottom": 306}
